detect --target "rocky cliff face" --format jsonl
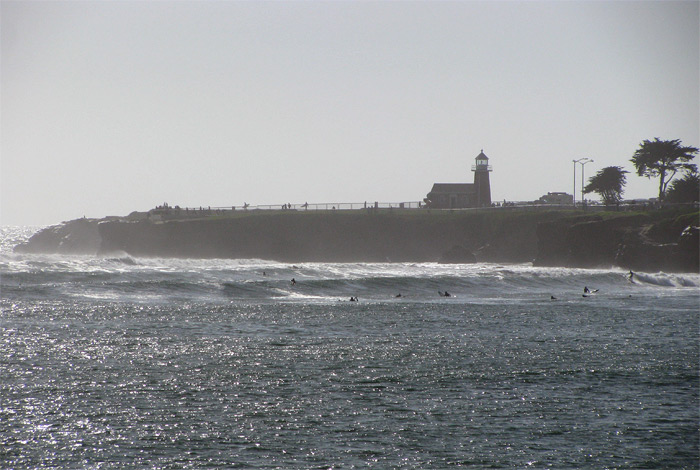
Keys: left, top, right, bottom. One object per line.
{"left": 94, "top": 211, "right": 548, "bottom": 263}
{"left": 13, "top": 218, "right": 101, "bottom": 255}
{"left": 14, "top": 209, "right": 699, "bottom": 272}
{"left": 534, "top": 210, "right": 698, "bottom": 272}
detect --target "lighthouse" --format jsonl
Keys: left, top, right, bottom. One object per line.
{"left": 472, "top": 150, "right": 492, "bottom": 207}
{"left": 426, "top": 149, "right": 493, "bottom": 209}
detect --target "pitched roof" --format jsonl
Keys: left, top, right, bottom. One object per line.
{"left": 429, "top": 183, "right": 474, "bottom": 194}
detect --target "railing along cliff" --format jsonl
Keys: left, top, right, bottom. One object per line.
{"left": 147, "top": 200, "right": 694, "bottom": 221}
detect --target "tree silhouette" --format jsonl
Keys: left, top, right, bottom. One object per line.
{"left": 630, "top": 138, "right": 698, "bottom": 201}
{"left": 583, "top": 166, "right": 628, "bottom": 205}
{"left": 665, "top": 170, "right": 699, "bottom": 203}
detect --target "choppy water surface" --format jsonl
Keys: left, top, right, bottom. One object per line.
{"left": 1, "top": 227, "right": 698, "bottom": 468}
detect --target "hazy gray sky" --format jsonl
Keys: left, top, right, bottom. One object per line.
{"left": 2, "top": 0, "right": 698, "bottom": 226}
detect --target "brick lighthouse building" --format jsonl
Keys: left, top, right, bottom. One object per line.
{"left": 472, "top": 150, "right": 492, "bottom": 207}
{"left": 426, "top": 150, "right": 493, "bottom": 209}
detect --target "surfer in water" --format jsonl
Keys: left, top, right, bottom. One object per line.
{"left": 628, "top": 270, "right": 635, "bottom": 282}
{"left": 291, "top": 278, "right": 296, "bottom": 286}
{"left": 439, "top": 291, "right": 451, "bottom": 297}
{"left": 583, "top": 286, "right": 599, "bottom": 297}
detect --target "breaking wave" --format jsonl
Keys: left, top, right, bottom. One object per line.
{"left": 2, "top": 226, "right": 697, "bottom": 305}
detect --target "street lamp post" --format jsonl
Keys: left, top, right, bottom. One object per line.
{"left": 572, "top": 159, "right": 577, "bottom": 206}
{"left": 574, "top": 158, "right": 593, "bottom": 205}
{"left": 572, "top": 158, "right": 592, "bottom": 207}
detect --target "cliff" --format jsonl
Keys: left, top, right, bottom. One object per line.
{"left": 95, "top": 210, "right": 550, "bottom": 263}
{"left": 534, "top": 209, "right": 698, "bottom": 272}
{"left": 14, "top": 208, "right": 699, "bottom": 272}
{"left": 13, "top": 217, "right": 101, "bottom": 255}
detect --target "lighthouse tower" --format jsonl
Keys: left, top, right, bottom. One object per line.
{"left": 472, "top": 150, "right": 492, "bottom": 207}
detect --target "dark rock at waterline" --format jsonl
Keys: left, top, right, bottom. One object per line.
{"left": 677, "top": 225, "right": 699, "bottom": 271}
{"left": 534, "top": 209, "right": 699, "bottom": 273}
{"left": 13, "top": 218, "right": 101, "bottom": 255}
{"left": 614, "top": 224, "right": 699, "bottom": 273}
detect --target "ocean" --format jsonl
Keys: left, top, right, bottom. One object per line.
{"left": 1, "top": 226, "right": 698, "bottom": 468}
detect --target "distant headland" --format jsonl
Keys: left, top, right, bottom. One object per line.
{"left": 13, "top": 149, "right": 700, "bottom": 272}
{"left": 14, "top": 204, "right": 699, "bottom": 273}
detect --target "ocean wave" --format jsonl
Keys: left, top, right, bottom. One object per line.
{"left": 2, "top": 252, "right": 698, "bottom": 305}
{"left": 630, "top": 272, "right": 698, "bottom": 288}
{"left": 104, "top": 253, "right": 139, "bottom": 266}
